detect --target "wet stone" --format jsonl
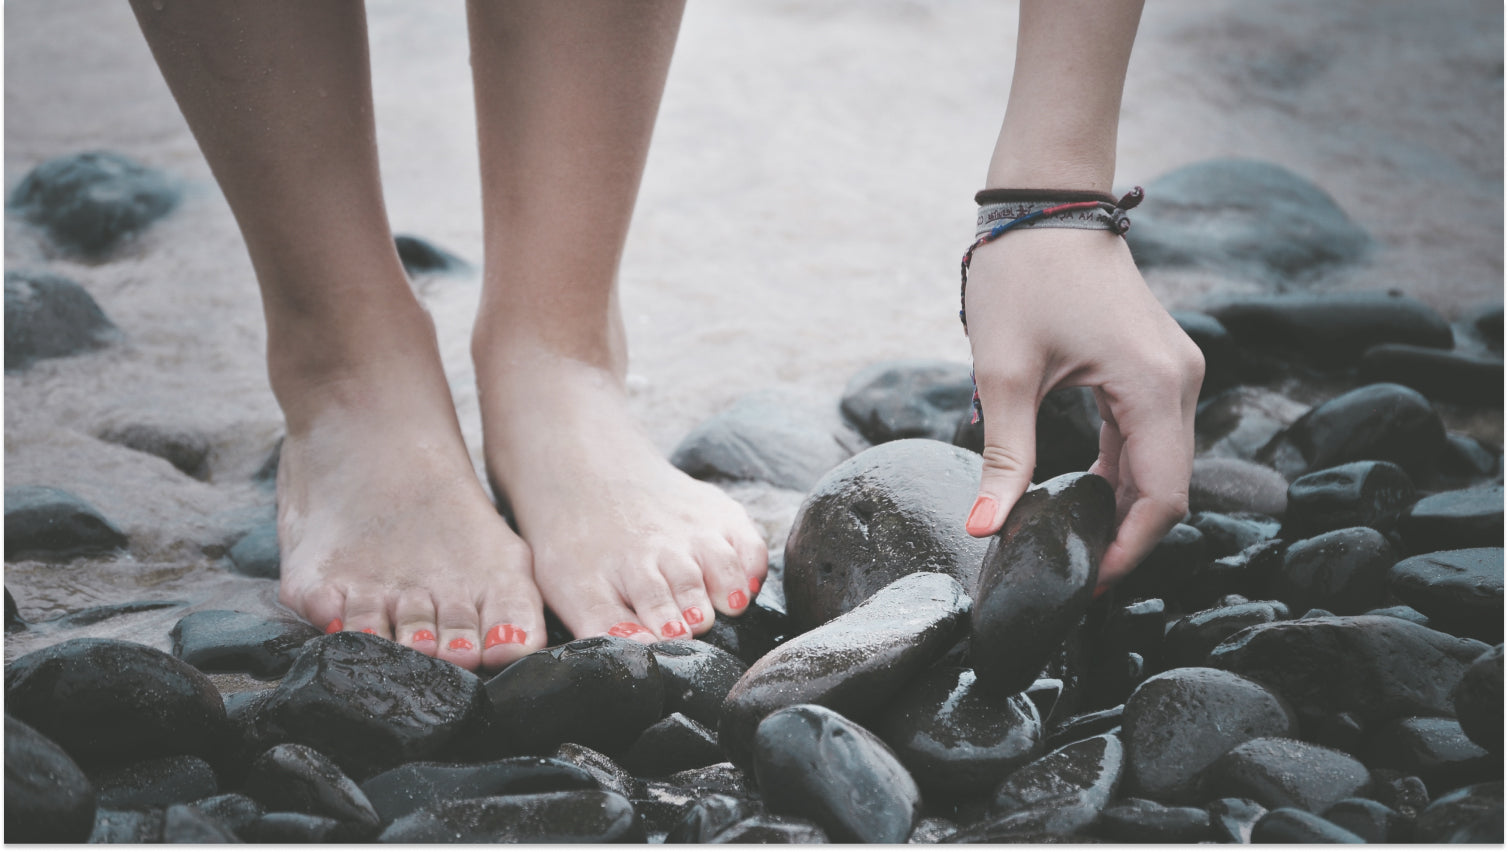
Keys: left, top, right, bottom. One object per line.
{"left": 1207, "top": 796, "right": 1268, "bottom": 844}
{"left": 711, "top": 814, "right": 828, "bottom": 843}
{"left": 1276, "top": 527, "right": 1397, "bottom": 615}
{"left": 697, "top": 603, "right": 785, "bottom": 666}
{"left": 377, "top": 790, "right": 643, "bottom": 844}
{"left": 5, "top": 269, "right": 120, "bottom": 371}
{"left": 360, "top": 757, "right": 596, "bottom": 825}
{"left": 1412, "top": 781, "right": 1504, "bottom": 843}
{"left": 1388, "top": 549, "right": 1503, "bottom": 644}
{"left": 1453, "top": 644, "right": 1502, "bottom": 755}
{"left": 650, "top": 640, "right": 747, "bottom": 730}
{"left": 161, "top": 803, "right": 238, "bottom": 843}
{"left": 1196, "top": 387, "right": 1312, "bottom": 462}
{"left": 1189, "top": 511, "right": 1281, "bottom": 560}
{"left": 4, "top": 638, "right": 228, "bottom": 767}
{"left": 1204, "top": 737, "right": 1370, "bottom": 813}
{"left": 1122, "top": 667, "right": 1295, "bottom": 804}
{"left": 5, "top": 714, "right": 97, "bottom": 843}
{"left": 875, "top": 666, "right": 1043, "bottom": 797}
{"left": 908, "top": 816, "right": 959, "bottom": 843}
{"left": 227, "top": 522, "right": 279, "bottom": 580}
{"left": 1209, "top": 614, "right": 1489, "bottom": 728}
{"left": 394, "top": 233, "right": 467, "bottom": 275}
{"left": 664, "top": 792, "right": 762, "bottom": 844}
{"left": 989, "top": 733, "right": 1124, "bottom": 837}
{"left": 972, "top": 473, "right": 1116, "bottom": 695}
{"left": 189, "top": 793, "right": 264, "bottom": 836}
{"left": 98, "top": 421, "right": 211, "bottom": 480}
{"left": 1181, "top": 538, "right": 1284, "bottom": 612}
{"left": 4, "top": 485, "right": 127, "bottom": 561}
{"left": 171, "top": 610, "right": 320, "bottom": 679}
{"left": 1258, "top": 383, "right": 1446, "bottom": 481}
{"left": 48, "top": 598, "right": 184, "bottom": 628}
{"left": 752, "top": 704, "right": 920, "bottom": 844}
{"left": 1163, "top": 601, "right": 1288, "bottom": 669}
{"left": 665, "top": 762, "right": 755, "bottom": 797}
{"left": 1322, "top": 798, "right": 1406, "bottom": 844}
{"left": 485, "top": 636, "right": 663, "bottom": 757}
{"left": 1368, "top": 603, "right": 1431, "bottom": 626}
{"left": 718, "top": 571, "right": 969, "bottom": 766}
{"left": 1362, "top": 717, "right": 1495, "bottom": 793}
{"left": 552, "top": 743, "right": 636, "bottom": 797}
{"left": 1046, "top": 705, "right": 1123, "bottom": 751}
{"left": 242, "top": 743, "right": 378, "bottom": 829}
{"left": 839, "top": 359, "right": 975, "bottom": 444}
{"left": 89, "top": 754, "right": 217, "bottom": 810}
{"left": 630, "top": 779, "right": 704, "bottom": 840}
{"left": 671, "top": 389, "right": 865, "bottom": 491}
{"left": 89, "top": 808, "right": 165, "bottom": 844}
{"left": 241, "top": 811, "right": 347, "bottom": 843}
{"left": 1250, "top": 808, "right": 1366, "bottom": 843}
{"left": 1114, "top": 523, "right": 1204, "bottom": 603}
{"left": 1094, "top": 798, "right": 1211, "bottom": 843}
{"left": 1437, "top": 432, "right": 1502, "bottom": 484}
{"left": 8, "top": 150, "right": 180, "bottom": 256}
{"left": 252, "top": 632, "right": 486, "bottom": 778}
{"left": 1360, "top": 342, "right": 1504, "bottom": 406}
{"left": 783, "top": 438, "right": 985, "bottom": 630}
{"left": 1190, "top": 456, "right": 1289, "bottom": 518}
{"left": 1206, "top": 291, "right": 1448, "bottom": 366}
{"left": 620, "top": 713, "right": 724, "bottom": 778}
{"left": 1283, "top": 461, "right": 1416, "bottom": 540}
{"left": 1025, "top": 677, "right": 1064, "bottom": 723}
{"left": 1398, "top": 484, "right": 1504, "bottom": 553}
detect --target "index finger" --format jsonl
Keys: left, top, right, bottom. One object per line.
{"left": 1095, "top": 393, "right": 1196, "bottom": 586}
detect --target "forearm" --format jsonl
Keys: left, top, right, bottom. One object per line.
{"left": 987, "top": 0, "right": 1145, "bottom": 193}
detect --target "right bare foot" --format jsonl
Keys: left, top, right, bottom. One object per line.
{"left": 271, "top": 304, "right": 544, "bottom": 672}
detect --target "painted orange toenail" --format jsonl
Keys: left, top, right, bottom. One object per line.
{"left": 662, "top": 620, "right": 686, "bottom": 638}
{"left": 412, "top": 629, "right": 436, "bottom": 643}
{"left": 683, "top": 607, "right": 704, "bottom": 626}
{"left": 486, "top": 624, "right": 528, "bottom": 648}
{"left": 728, "top": 590, "right": 748, "bottom": 609}
{"left": 608, "top": 622, "right": 649, "bottom": 638}
{"left": 750, "top": 577, "right": 762, "bottom": 595}
{"left": 325, "top": 619, "right": 343, "bottom": 634}
{"left": 361, "top": 628, "right": 377, "bottom": 635}
{"left": 448, "top": 637, "right": 474, "bottom": 651}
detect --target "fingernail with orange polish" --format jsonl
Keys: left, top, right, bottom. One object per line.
{"left": 683, "top": 607, "right": 704, "bottom": 626}
{"left": 729, "top": 590, "right": 748, "bottom": 609}
{"left": 325, "top": 619, "right": 343, "bottom": 634}
{"left": 966, "top": 496, "right": 998, "bottom": 536}
{"left": 749, "top": 577, "right": 762, "bottom": 596}
{"left": 662, "top": 620, "right": 686, "bottom": 638}
{"left": 448, "top": 636, "right": 474, "bottom": 651}
{"left": 609, "top": 622, "right": 649, "bottom": 638}
{"left": 486, "top": 624, "right": 528, "bottom": 648}
{"left": 361, "top": 627, "right": 377, "bottom": 635}
{"left": 412, "top": 629, "right": 436, "bottom": 643}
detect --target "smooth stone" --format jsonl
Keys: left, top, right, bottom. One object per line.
{"left": 1258, "top": 383, "right": 1446, "bottom": 481}
{"left": 839, "top": 359, "right": 975, "bottom": 444}
{"left": 1468, "top": 302, "right": 1504, "bottom": 349}
{"left": 5, "top": 638, "right": 227, "bottom": 767}
{"left": 1363, "top": 717, "right": 1494, "bottom": 792}
{"left": 671, "top": 390, "right": 865, "bottom": 491}
{"left": 972, "top": 473, "right": 1116, "bottom": 694}
{"left": 552, "top": 743, "right": 635, "bottom": 797}
{"left": 90, "top": 755, "right": 217, "bottom": 810}
{"left": 1208, "top": 292, "right": 1450, "bottom": 366}
{"left": 189, "top": 793, "right": 264, "bottom": 835}
{"left": 485, "top": 636, "right": 663, "bottom": 756}
{"left": 1114, "top": 523, "right": 1205, "bottom": 603}
{"left": 620, "top": 713, "right": 723, "bottom": 778}
{"left": 1412, "top": 781, "right": 1504, "bottom": 843}
{"left": 1284, "top": 461, "right": 1417, "bottom": 539}
{"left": 664, "top": 792, "right": 761, "bottom": 844}
{"left": 874, "top": 666, "right": 1043, "bottom": 797}
{"left": 47, "top": 598, "right": 185, "bottom": 629}
{"left": 4, "top": 269, "right": 120, "bottom": 370}
{"left": 393, "top": 233, "right": 467, "bottom": 275}
{"left": 649, "top": 639, "right": 747, "bottom": 729}
{"left": 1191, "top": 457, "right": 1289, "bottom": 518}
{"left": 1454, "top": 645, "right": 1503, "bottom": 755}
{"left": 8, "top": 151, "right": 180, "bottom": 256}
{"left": 1204, "top": 737, "right": 1370, "bottom": 812}
{"left": 1369, "top": 770, "right": 1431, "bottom": 821}
{"left": 241, "top": 811, "right": 347, "bottom": 843}
{"left": 1163, "top": 601, "right": 1288, "bottom": 668}
{"left": 1360, "top": 343, "right": 1504, "bottom": 405}
{"left": 5, "top": 586, "right": 23, "bottom": 632}
{"left": 1122, "top": 667, "right": 1295, "bottom": 804}
{"left": 1210, "top": 615, "right": 1488, "bottom": 727}
{"left": 253, "top": 632, "right": 485, "bottom": 778}
{"left": 1196, "top": 387, "right": 1312, "bottom": 461}
{"left": 242, "top": 743, "right": 378, "bottom": 829}
{"left": 1095, "top": 798, "right": 1211, "bottom": 843}
{"left": 227, "top": 522, "right": 280, "bottom": 580}
{"left": 1276, "top": 527, "right": 1398, "bottom": 615}
{"left": 1388, "top": 549, "right": 1503, "bottom": 643}
{"left": 990, "top": 733, "right": 1123, "bottom": 836}
{"left": 88, "top": 808, "right": 166, "bottom": 843}
{"left": 377, "top": 790, "right": 641, "bottom": 843}
{"left": 940, "top": 796, "right": 1103, "bottom": 842}
{"left": 171, "top": 610, "right": 319, "bottom": 678}
{"left": 782, "top": 439, "right": 985, "bottom": 631}
{"left": 697, "top": 603, "right": 785, "bottom": 666}
{"left": 1024, "top": 677, "right": 1064, "bottom": 723}
{"left": 360, "top": 757, "right": 595, "bottom": 825}
{"left": 161, "top": 803, "right": 237, "bottom": 843}
{"left": 1368, "top": 603, "right": 1432, "bottom": 626}
{"left": 4, "top": 715, "right": 96, "bottom": 842}
{"left": 1322, "top": 798, "right": 1406, "bottom": 843}
{"left": 1207, "top": 796, "right": 1268, "bottom": 844}
{"left": 1399, "top": 485, "right": 1504, "bottom": 553}
{"left": 1189, "top": 511, "right": 1281, "bottom": 559}
{"left": 1436, "top": 432, "right": 1502, "bottom": 484}
{"left": 1126, "top": 159, "right": 1372, "bottom": 283}
{"left": 718, "top": 572, "right": 969, "bottom": 765}
{"left": 630, "top": 779, "right": 704, "bottom": 839}
{"left": 1182, "top": 539, "right": 1285, "bottom": 612}
{"left": 1046, "top": 705, "right": 1123, "bottom": 751}
{"left": 711, "top": 814, "right": 828, "bottom": 843}
{"left": 1172, "top": 310, "right": 1238, "bottom": 397}
{"left": 752, "top": 704, "right": 920, "bottom": 843}
{"left": 4, "top": 485, "right": 127, "bottom": 561}
{"left": 97, "top": 421, "right": 210, "bottom": 480}
{"left": 1251, "top": 807, "right": 1366, "bottom": 843}
{"left": 664, "top": 763, "right": 755, "bottom": 797}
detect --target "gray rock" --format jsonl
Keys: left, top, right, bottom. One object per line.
{"left": 1283, "top": 461, "right": 1416, "bottom": 539}
{"left": 1276, "top": 527, "right": 1397, "bottom": 615}
{"left": 8, "top": 151, "right": 180, "bottom": 256}
{"left": 649, "top": 640, "right": 747, "bottom": 729}
{"left": 1453, "top": 644, "right": 1502, "bottom": 755}
{"left": 4, "top": 715, "right": 96, "bottom": 842}
{"left": 1251, "top": 808, "right": 1366, "bottom": 843}
{"left": 188, "top": 793, "right": 264, "bottom": 835}
{"left": 710, "top": 814, "right": 828, "bottom": 843}
{"left": 1204, "top": 737, "right": 1370, "bottom": 812}
{"left": 359, "top": 757, "right": 595, "bottom": 825}
{"left": 1209, "top": 292, "right": 1451, "bottom": 367}
{"left": 839, "top": 359, "right": 975, "bottom": 444}
{"left": 1398, "top": 485, "right": 1504, "bottom": 553}
{"left": 98, "top": 422, "right": 210, "bottom": 480}
{"left": 664, "top": 792, "right": 762, "bottom": 844}
{"left": 161, "top": 804, "right": 238, "bottom": 843}
{"left": 227, "top": 522, "right": 279, "bottom": 579}
{"left": 1322, "top": 798, "right": 1406, "bottom": 844}
{"left": 670, "top": 390, "right": 864, "bottom": 491}
{"left": 1363, "top": 717, "right": 1494, "bottom": 793}
{"left": 619, "top": 713, "right": 724, "bottom": 778}
{"left": 171, "top": 610, "right": 320, "bottom": 679}
{"left": 1411, "top": 781, "right": 1503, "bottom": 843}
{"left": 783, "top": 439, "right": 985, "bottom": 631}
{"left": 1196, "top": 387, "right": 1311, "bottom": 461}
{"left": 1388, "top": 549, "right": 1503, "bottom": 644}
{"left": 1258, "top": 383, "right": 1446, "bottom": 481}
{"left": 1191, "top": 457, "right": 1289, "bottom": 517}
{"left": 1207, "top": 796, "right": 1268, "bottom": 844}
{"left": 4, "top": 485, "right": 127, "bottom": 561}
{"left": 987, "top": 733, "right": 1124, "bottom": 837}
{"left": 241, "top": 743, "right": 378, "bottom": 829}
{"left": 241, "top": 811, "right": 348, "bottom": 843}
{"left": 1095, "top": 798, "right": 1211, "bottom": 843}
{"left": 1189, "top": 511, "right": 1281, "bottom": 559}
{"left": 1360, "top": 343, "right": 1504, "bottom": 406}
{"left": 88, "top": 808, "right": 166, "bottom": 843}
{"left": 377, "top": 790, "right": 642, "bottom": 843}
{"left": 4, "top": 270, "right": 120, "bottom": 370}
{"left": 664, "top": 763, "right": 755, "bottom": 797}
{"left": 1163, "top": 602, "right": 1288, "bottom": 669}
{"left": 1181, "top": 538, "right": 1285, "bottom": 612}
{"left": 89, "top": 755, "right": 217, "bottom": 809}
{"left": 551, "top": 743, "right": 635, "bottom": 797}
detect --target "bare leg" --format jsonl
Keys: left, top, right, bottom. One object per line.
{"left": 130, "top": 0, "right": 543, "bottom": 670}
{"left": 467, "top": 0, "right": 767, "bottom": 642}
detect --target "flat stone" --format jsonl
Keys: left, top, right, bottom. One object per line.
{"left": 619, "top": 713, "right": 724, "bottom": 778}
{"left": 393, "top": 233, "right": 467, "bottom": 275}
{"left": 98, "top": 421, "right": 210, "bottom": 480}
{"left": 242, "top": 743, "right": 378, "bottom": 829}
{"left": 752, "top": 704, "right": 920, "bottom": 843}
{"left": 1095, "top": 798, "right": 1211, "bottom": 843}
{"left": 839, "top": 359, "right": 975, "bottom": 444}
{"left": 48, "top": 598, "right": 184, "bottom": 628}
{"left": 1196, "top": 387, "right": 1311, "bottom": 461}
{"left": 8, "top": 150, "right": 180, "bottom": 256}
{"left": 971, "top": 473, "right": 1116, "bottom": 694}
{"left": 1412, "top": 781, "right": 1503, "bottom": 843}
{"left": 1046, "top": 705, "right": 1123, "bottom": 751}
{"left": 1164, "top": 602, "right": 1288, "bottom": 668}
{"left": 5, "top": 638, "right": 227, "bottom": 767}
{"left": 1189, "top": 511, "right": 1281, "bottom": 559}
{"left": 1207, "top": 796, "right": 1267, "bottom": 844}
{"left": 484, "top": 636, "right": 663, "bottom": 757}
{"left": 189, "top": 793, "right": 264, "bottom": 836}
{"left": 649, "top": 639, "right": 747, "bottom": 729}
{"left": 4, "top": 485, "right": 127, "bottom": 561}
{"left": 89, "top": 754, "right": 217, "bottom": 810}
{"left": 4, "top": 269, "right": 120, "bottom": 370}
{"left": 1388, "top": 549, "right": 1503, "bottom": 643}
{"left": 1207, "top": 291, "right": 1449, "bottom": 366}
{"left": 1453, "top": 644, "right": 1502, "bottom": 755}
{"left": 1398, "top": 485, "right": 1504, "bottom": 553}
{"left": 161, "top": 803, "right": 238, "bottom": 843}
{"left": 4, "top": 714, "right": 97, "bottom": 842}
{"left": 1204, "top": 737, "right": 1369, "bottom": 812}
{"left": 377, "top": 790, "right": 642, "bottom": 843}
{"left": 1322, "top": 798, "right": 1406, "bottom": 843}
{"left": 718, "top": 572, "right": 969, "bottom": 766}
{"left": 1191, "top": 457, "right": 1289, "bottom": 518}
{"left": 1122, "top": 667, "right": 1295, "bottom": 804}
{"left": 1250, "top": 808, "right": 1366, "bottom": 843}
{"left": 988, "top": 733, "right": 1124, "bottom": 837}
{"left": 360, "top": 757, "right": 595, "bottom": 825}
{"left": 1258, "top": 383, "right": 1446, "bottom": 481}
{"left": 227, "top": 522, "right": 279, "bottom": 580}
{"left": 1283, "top": 461, "right": 1416, "bottom": 539}
{"left": 782, "top": 439, "right": 985, "bottom": 631}
{"left": 1276, "top": 527, "right": 1397, "bottom": 615}
{"left": 241, "top": 811, "right": 348, "bottom": 843}
{"left": 1181, "top": 538, "right": 1285, "bottom": 612}
{"left": 1360, "top": 343, "right": 1504, "bottom": 406}
{"left": 171, "top": 610, "right": 320, "bottom": 678}
{"left": 1363, "top": 716, "right": 1494, "bottom": 792}
{"left": 671, "top": 389, "right": 864, "bottom": 491}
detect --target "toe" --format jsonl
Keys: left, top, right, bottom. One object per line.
{"left": 480, "top": 589, "right": 545, "bottom": 671}
{"left": 660, "top": 554, "right": 716, "bottom": 638}
{"left": 435, "top": 599, "right": 483, "bottom": 671}
{"left": 696, "top": 535, "right": 752, "bottom": 617}
{"left": 393, "top": 590, "right": 440, "bottom": 657}
{"left": 621, "top": 561, "right": 692, "bottom": 642}
{"left": 341, "top": 588, "right": 393, "bottom": 639}
{"left": 287, "top": 582, "right": 347, "bottom": 635}
{"left": 729, "top": 528, "right": 770, "bottom": 598}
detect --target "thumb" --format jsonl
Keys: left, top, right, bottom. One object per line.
{"left": 966, "top": 379, "right": 1039, "bottom": 537}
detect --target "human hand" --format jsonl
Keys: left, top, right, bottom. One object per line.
{"left": 961, "top": 226, "right": 1204, "bottom": 588}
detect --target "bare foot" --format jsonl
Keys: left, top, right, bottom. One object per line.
{"left": 273, "top": 308, "right": 544, "bottom": 672}
{"left": 474, "top": 343, "right": 768, "bottom": 644}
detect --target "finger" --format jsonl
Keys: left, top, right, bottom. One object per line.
{"left": 1087, "top": 393, "right": 1124, "bottom": 488}
{"left": 1097, "top": 403, "right": 1194, "bottom": 585}
{"left": 967, "top": 373, "right": 1040, "bottom": 537}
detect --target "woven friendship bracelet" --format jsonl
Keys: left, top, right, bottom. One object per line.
{"left": 959, "top": 186, "right": 1145, "bottom": 423}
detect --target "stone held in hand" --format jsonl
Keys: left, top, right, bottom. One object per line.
{"left": 8, "top": 150, "right": 181, "bottom": 257}
{"left": 4, "top": 269, "right": 121, "bottom": 371}
{"left": 1388, "top": 548, "right": 1503, "bottom": 643}
{"left": 970, "top": 472, "right": 1116, "bottom": 695}
{"left": 751, "top": 703, "right": 920, "bottom": 844}
{"left": 839, "top": 359, "right": 975, "bottom": 444}
{"left": 4, "top": 485, "right": 127, "bottom": 561}
{"left": 5, "top": 714, "right": 97, "bottom": 843}
{"left": 783, "top": 438, "right": 985, "bottom": 631}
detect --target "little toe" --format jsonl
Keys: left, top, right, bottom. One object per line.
{"left": 394, "top": 591, "right": 440, "bottom": 657}
{"left": 341, "top": 589, "right": 393, "bottom": 639}
{"left": 729, "top": 529, "right": 770, "bottom": 599}
{"left": 435, "top": 600, "right": 484, "bottom": 671}
{"left": 697, "top": 536, "right": 753, "bottom": 617}
{"left": 287, "top": 583, "right": 347, "bottom": 636}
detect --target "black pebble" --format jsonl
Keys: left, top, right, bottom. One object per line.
{"left": 664, "top": 792, "right": 763, "bottom": 844}
{"left": 240, "top": 811, "right": 346, "bottom": 843}
{"left": 709, "top": 814, "right": 828, "bottom": 843}
{"left": 98, "top": 422, "right": 210, "bottom": 480}
{"left": 1203, "top": 736, "right": 1370, "bottom": 813}
{"left": 171, "top": 610, "right": 319, "bottom": 678}
{"left": 619, "top": 712, "right": 723, "bottom": 778}
{"left": 1276, "top": 526, "right": 1397, "bottom": 615}
{"left": 838, "top": 359, "right": 974, "bottom": 444}
{"left": 1321, "top": 797, "right": 1407, "bottom": 843}
{"left": 1207, "top": 796, "right": 1268, "bottom": 844}
{"left": 4, "top": 485, "right": 127, "bottom": 561}
{"left": 1387, "top": 549, "right": 1503, "bottom": 644}
{"left": 1163, "top": 601, "right": 1287, "bottom": 668}
{"left": 1411, "top": 781, "right": 1504, "bottom": 843}
{"left": 4, "top": 714, "right": 97, "bottom": 843}
{"left": 1258, "top": 383, "right": 1446, "bottom": 481}
{"left": 1362, "top": 716, "right": 1495, "bottom": 793}
{"left": 1282, "top": 460, "right": 1416, "bottom": 540}
{"left": 1250, "top": 807, "right": 1366, "bottom": 843}
{"left": 394, "top": 234, "right": 467, "bottom": 275}
{"left": 4, "top": 269, "right": 120, "bottom": 371}
{"left": 161, "top": 803, "right": 238, "bottom": 843}
{"left": 89, "top": 754, "right": 218, "bottom": 810}
{"left": 5, "top": 586, "right": 24, "bottom": 633}
{"left": 649, "top": 639, "right": 747, "bottom": 729}
{"left": 1453, "top": 644, "right": 1503, "bottom": 755}
{"left": 1398, "top": 484, "right": 1505, "bottom": 554}
{"left": 360, "top": 757, "right": 596, "bottom": 825}
{"left": 377, "top": 790, "right": 643, "bottom": 843}
{"left": 1095, "top": 797, "right": 1211, "bottom": 843}
{"left": 241, "top": 743, "right": 379, "bottom": 830}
